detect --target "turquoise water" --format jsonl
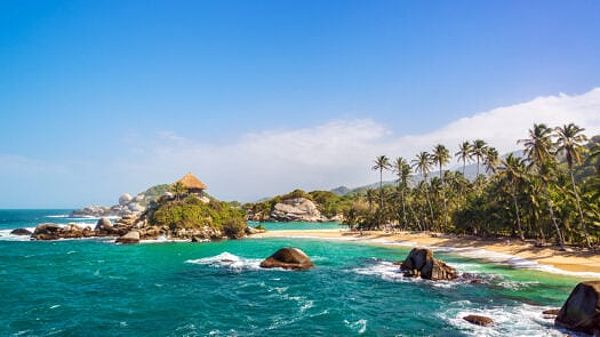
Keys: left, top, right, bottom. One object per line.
{"left": 0, "top": 210, "right": 590, "bottom": 336}
{"left": 249, "top": 221, "right": 341, "bottom": 231}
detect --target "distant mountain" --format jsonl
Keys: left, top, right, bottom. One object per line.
{"left": 330, "top": 186, "right": 351, "bottom": 196}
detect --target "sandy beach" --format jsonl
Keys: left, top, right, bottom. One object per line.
{"left": 251, "top": 229, "right": 600, "bottom": 277}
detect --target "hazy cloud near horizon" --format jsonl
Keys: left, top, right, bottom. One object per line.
{"left": 2, "top": 88, "right": 600, "bottom": 207}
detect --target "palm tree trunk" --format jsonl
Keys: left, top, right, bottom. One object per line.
{"left": 477, "top": 157, "right": 480, "bottom": 176}
{"left": 546, "top": 196, "right": 565, "bottom": 249}
{"left": 425, "top": 189, "right": 435, "bottom": 231}
{"left": 511, "top": 190, "right": 524, "bottom": 241}
{"left": 379, "top": 169, "right": 384, "bottom": 229}
{"left": 401, "top": 190, "right": 407, "bottom": 229}
{"left": 462, "top": 160, "right": 466, "bottom": 175}
{"left": 570, "top": 169, "right": 592, "bottom": 248}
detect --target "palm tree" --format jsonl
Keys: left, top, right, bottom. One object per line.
{"left": 483, "top": 147, "right": 500, "bottom": 174}
{"left": 392, "top": 157, "right": 411, "bottom": 228}
{"left": 365, "top": 188, "right": 376, "bottom": 212}
{"left": 372, "top": 155, "right": 391, "bottom": 228}
{"left": 455, "top": 141, "right": 472, "bottom": 175}
{"left": 412, "top": 152, "right": 435, "bottom": 230}
{"left": 432, "top": 144, "right": 451, "bottom": 227}
{"left": 172, "top": 181, "right": 186, "bottom": 201}
{"left": 432, "top": 144, "right": 450, "bottom": 180}
{"left": 555, "top": 123, "right": 591, "bottom": 247}
{"left": 471, "top": 139, "right": 488, "bottom": 176}
{"left": 500, "top": 154, "right": 526, "bottom": 240}
{"left": 519, "top": 123, "right": 565, "bottom": 249}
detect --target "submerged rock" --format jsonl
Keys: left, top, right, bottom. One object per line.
{"left": 543, "top": 308, "right": 561, "bottom": 315}
{"left": 260, "top": 247, "right": 314, "bottom": 270}
{"left": 10, "top": 228, "right": 32, "bottom": 236}
{"left": 463, "top": 315, "right": 494, "bottom": 327}
{"left": 400, "top": 248, "right": 458, "bottom": 281}
{"left": 556, "top": 281, "right": 600, "bottom": 335}
{"left": 116, "top": 231, "right": 140, "bottom": 244}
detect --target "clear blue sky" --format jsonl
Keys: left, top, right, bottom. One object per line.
{"left": 1, "top": 1, "right": 600, "bottom": 207}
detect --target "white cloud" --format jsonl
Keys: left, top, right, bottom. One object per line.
{"left": 2, "top": 88, "right": 600, "bottom": 206}
{"left": 126, "top": 88, "right": 600, "bottom": 201}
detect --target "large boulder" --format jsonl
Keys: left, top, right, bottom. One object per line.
{"left": 10, "top": 228, "right": 32, "bottom": 236}
{"left": 116, "top": 231, "right": 140, "bottom": 244}
{"left": 260, "top": 248, "right": 314, "bottom": 270}
{"left": 270, "top": 197, "right": 326, "bottom": 222}
{"left": 400, "top": 248, "right": 458, "bottom": 281}
{"left": 556, "top": 281, "right": 600, "bottom": 335}
{"left": 118, "top": 193, "right": 133, "bottom": 206}
{"left": 463, "top": 315, "right": 494, "bottom": 327}
{"left": 95, "top": 217, "right": 113, "bottom": 232}
{"left": 31, "top": 224, "right": 63, "bottom": 240}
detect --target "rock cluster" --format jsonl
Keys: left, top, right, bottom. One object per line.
{"left": 555, "top": 281, "right": 600, "bottom": 335}
{"left": 400, "top": 248, "right": 458, "bottom": 281}
{"left": 70, "top": 193, "right": 146, "bottom": 218}
{"left": 260, "top": 247, "right": 314, "bottom": 270}
{"left": 31, "top": 223, "right": 95, "bottom": 240}
{"left": 269, "top": 197, "right": 328, "bottom": 222}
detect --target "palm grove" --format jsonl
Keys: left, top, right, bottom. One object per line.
{"left": 343, "top": 123, "right": 600, "bottom": 249}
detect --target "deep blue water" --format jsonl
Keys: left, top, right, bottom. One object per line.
{"left": 0, "top": 210, "right": 587, "bottom": 337}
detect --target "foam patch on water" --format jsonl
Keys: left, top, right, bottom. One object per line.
{"left": 438, "top": 246, "right": 600, "bottom": 279}
{"left": 344, "top": 319, "right": 367, "bottom": 334}
{"left": 351, "top": 260, "right": 457, "bottom": 288}
{"left": 185, "top": 252, "right": 263, "bottom": 272}
{"left": 0, "top": 229, "right": 34, "bottom": 241}
{"left": 440, "top": 302, "right": 585, "bottom": 337}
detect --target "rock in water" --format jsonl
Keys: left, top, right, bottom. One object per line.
{"left": 10, "top": 228, "right": 32, "bottom": 236}
{"left": 556, "top": 281, "right": 600, "bottom": 335}
{"left": 400, "top": 248, "right": 458, "bottom": 281}
{"left": 95, "top": 217, "right": 113, "bottom": 232}
{"left": 463, "top": 315, "right": 494, "bottom": 327}
{"left": 260, "top": 248, "right": 314, "bottom": 270}
{"left": 31, "top": 224, "right": 63, "bottom": 240}
{"left": 116, "top": 231, "right": 140, "bottom": 244}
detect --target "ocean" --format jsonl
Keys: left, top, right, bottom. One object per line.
{"left": 0, "top": 210, "right": 590, "bottom": 336}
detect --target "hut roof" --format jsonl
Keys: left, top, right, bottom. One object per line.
{"left": 176, "top": 173, "right": 207, "bottom": 190}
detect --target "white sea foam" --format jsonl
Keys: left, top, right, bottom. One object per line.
{"left": 268, "top": 233, "right": 600, "bottom": 279}
{"left": 185, "top": 252, "right": 263, "bottom": 272}
{"left": 344, "top": 319, "right": 368, "bottom": 334}
{"left": 440, "top": 302, "right": 586, "bottom": 337}
{"left": 0, "top": 229, "right": 33, "bottom": 241}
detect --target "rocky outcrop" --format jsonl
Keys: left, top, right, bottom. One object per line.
{"left": 116, "top": 231, "right": 140, "bottom": 244}
{"left": 31, "top": 223, "right": 94, "bottom": 240}
{"left": 10, "top": 228, "right": 32, "bottom": 236}
{"left": 260, "top": 248, "right": 314, "bottom": 270}
{"left": 556, "top": 281, "right": 600, "bottom": 335}
{"left": 400, "top": 248, "right": 458, "bottom": 281}
{"left": 463, "top": 315, "right": 494, "bottom": 327}
{"left": 71, "top": 193, "right": 147, "bottom": 218}
{"left": 270, "top": 197, "right": 327, "bottom": 222}
{"left": 95, "top": 217, "right": 113, "bottom": 232}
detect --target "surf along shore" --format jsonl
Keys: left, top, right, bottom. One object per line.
{"left": 250, "top": 229, "right": 600, "bottom": 277}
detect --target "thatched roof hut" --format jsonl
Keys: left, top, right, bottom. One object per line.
{"left": 176, "top": 173, "right": 207, "bottom": 192}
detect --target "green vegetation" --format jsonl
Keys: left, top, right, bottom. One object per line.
{"left": 343, "top": 123, "right": 600, "bottom": 248}
{"left": 244, "top": 189, "right": 355, "bottom": 219}
{"left": 150, "top": 195, "right": 247, "bottom": 239}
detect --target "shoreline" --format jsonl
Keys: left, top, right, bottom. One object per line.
{"left": 250, "top": 229, "right": 600, "bottom": 278}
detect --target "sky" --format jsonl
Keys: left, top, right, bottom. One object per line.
{"left": 1, "top": 0, "right": 600, "bottom": 208}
